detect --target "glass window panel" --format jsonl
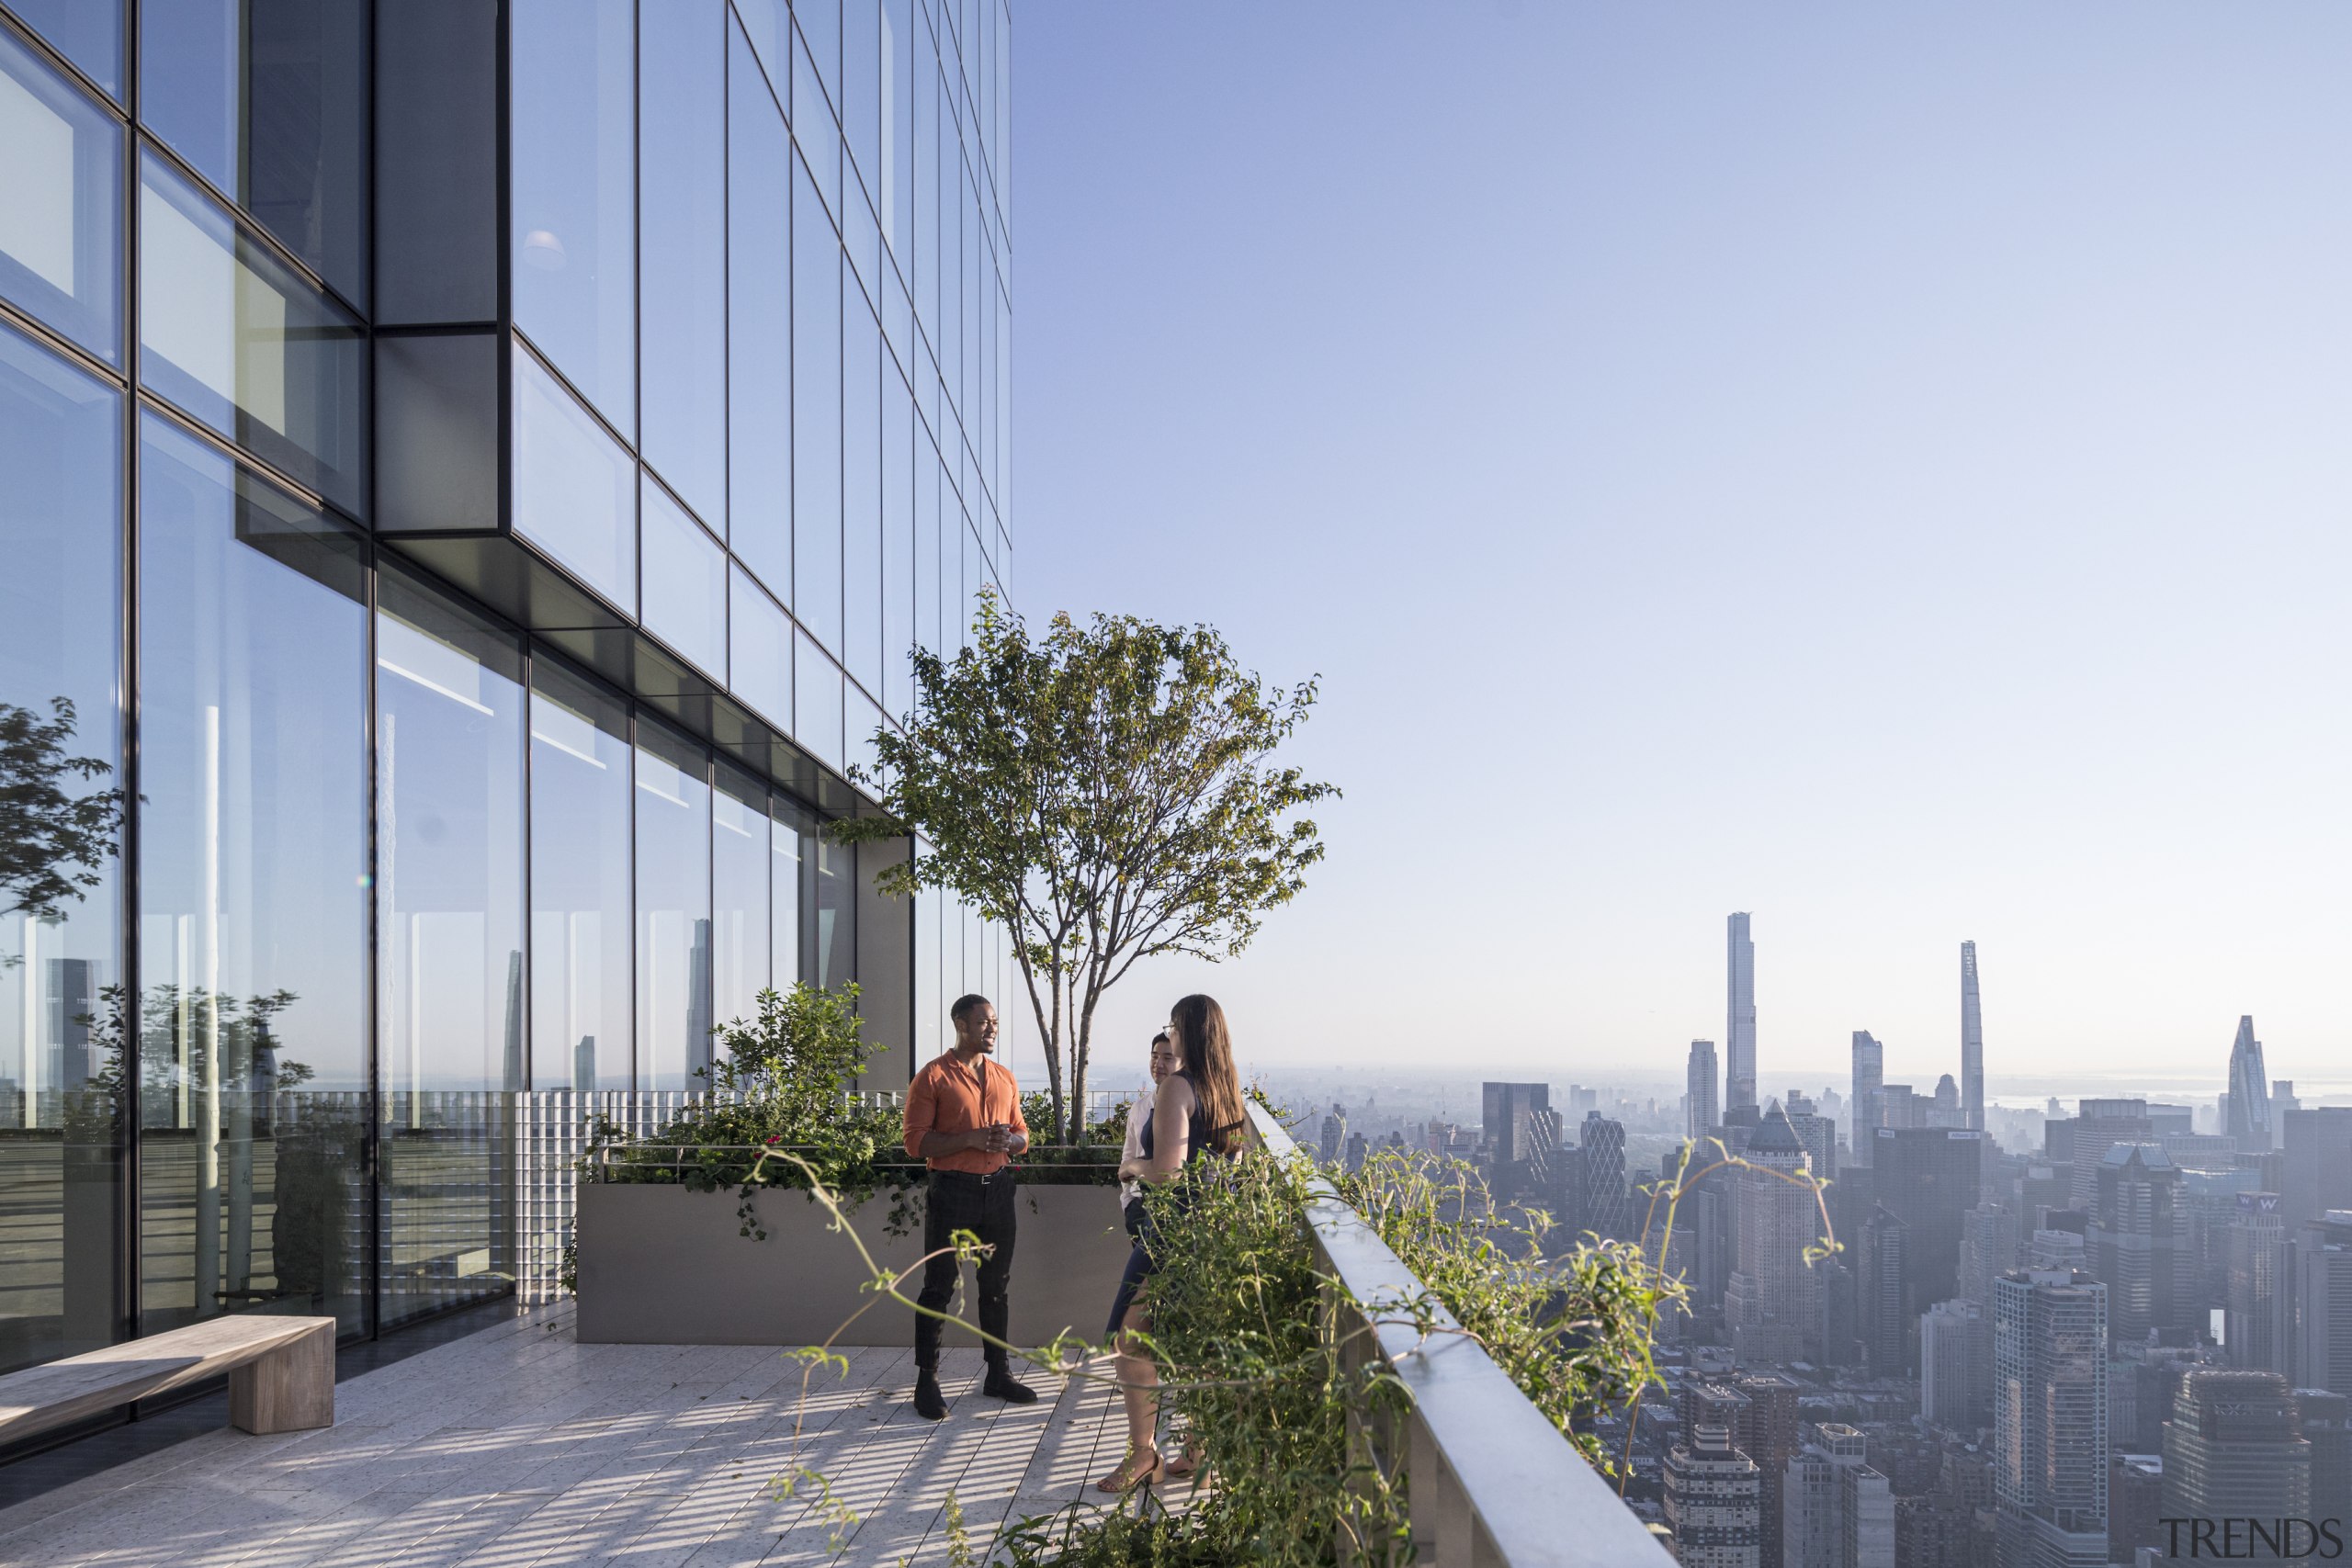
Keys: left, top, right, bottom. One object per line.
{"left": 843, "top": 170, "right": 881, "bottom": 319}
{"left": 842, "top": 296, "right": 882, "bottom": 694}
{"left": 728, "top": 16, "right": 791, "bottom": 596}
{"left": 513, "top": 341, "right": 635, "bottom": 609}
{"left": 710, "top": 765, "right": 769, "bottom": 1034}
{"left": 136, "top": 412, "right": 368, "bottom": 1337}
{"left": 139, "top": 155, "right": 368, "bottom": 516}
{"left": 846, "top": 689, "right": 881, "bottom": 797}
{"left": 797, "top": 0, "right": 838, "bottom": 112}
{"left": 374, "top": 570, "right": 525, "bottom": 1327}
{"left": 8, "top": 1, "right": 122, "bottom": 99}
{"left": 512, "top": 0, "right": 635, "bottom": 440}
{"left": 138, "top": 0, "right": 368, "bottom": 301}
{"left": 728, "top": 563, "right": 790, "bottom": 727}
{"left": 0, "top": 322, "right": 123, "bottom": 1372}
{"left": 883, "top": 0, "right": 910, "bottom": 264}
{"left": 791, "top": 39, "right": 839, "bottom": 222}
{"left": 957, "top": 511, "right": 977, "bottom": 653}
{"left": 639, "top": 474, "right": 726, "bottom": 679}
{"left": 842, "top": 0, "right": 876, "bottom": 201}
{"left": 793, "top": 163, "right": 842, "bottom": 652}
{"left": 0, "top": 29, "right": 120, "bottom": 365}
{"left": 793, "top": 631, "right": 842, "bottom": 772}
{"left": 912, "top": 880, "right": 940, "bottom": 1061}
{"left": 882, "top": 370, "right": 913, "bottom": 719}
{"left": 881, "top": 257, "right": 911, "bottom": 376}
{"left": 813, "top": 831, "right": 854, "bottom": 995}
{"left": 528, "top": 660, "right": 631, "bottom": 1093}
{"left": 911, "top": 43, "right": 936, "bottom": 346}
{"left": 639, "top": 0, "right": 726, "bottom": 528}
{"left": 733, "top": 0, "right": 786, "bottom": 87}
{"left": 769, "top": 796, "right": 808, "bottom": 988}
{"left": 913, "top": 437, "right": 939, "bottom": 659}
{"left": 634, "top": 727, "right": 710, "bottom": 1091}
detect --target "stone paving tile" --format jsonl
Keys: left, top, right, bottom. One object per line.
{"left": 0, "top": 1309, "right": 1145, "bottom": 1568}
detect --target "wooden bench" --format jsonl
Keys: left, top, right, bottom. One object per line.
{"left": 0, "top": 1315, "right": 336, "bottom": 1447}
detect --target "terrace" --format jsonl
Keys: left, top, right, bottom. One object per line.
{"left": 0, "top": 1108, "right": 1676, "bottom": 1567}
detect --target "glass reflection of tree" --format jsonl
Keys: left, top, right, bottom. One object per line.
{"left": 0, "top": 697, "right": 127, "bottom": 940}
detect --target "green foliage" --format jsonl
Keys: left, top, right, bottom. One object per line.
{"left": 998, "top": 1148, "right": 1679, "bottom": 1566}
{"left": 0, "top": 697, "right": 126, "bottom": 925}
{"left": 832, "top": 591, "right": 1336, "bottom": 1143}
{"left": 595, "top": 983, "right": 913, "bottom": 1234}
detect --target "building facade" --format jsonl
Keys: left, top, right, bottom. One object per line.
{"left": 1726, "top": 912, "right": 1757, "bottom": 1114}
{"left": 2161, "top": 1371, "right": 2312, "bottom": 1562}
{"left": 1689, "top": 1038, "right": 1720, "bottom": 1144}
{"left": 2227, "top": 1015, "right": 2272, "bottom": 1153}
{"left": 1725, "top": 1105, "right": 1821, "bottom": 1367}
{"left": 1850, "top": 1031, "right": 1883, "bottom": 1167}
{"left": 1783, "top": 1423, "right": 1894, "bottom": 1568}
{"left": 0, "top": 0, "right": 1014, "bottom": 1387}
{"left": 1992, "top": 1269, "right": 2109, "bottom": 1568}
{"left": 1960, "top": 940, "right": 1983, "bottom": 1133}
{"left": 2087, "top": 1142, "right": 2188, "bottom": 1344}
{"left": 1668, "top": 1424, "right": 1765, "bottom": 1568}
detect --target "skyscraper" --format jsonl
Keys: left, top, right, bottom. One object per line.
{"left": 2281, "top": 1108, "right": 2352, "bottom": 1233}
{"left": 2293, "top": 1211, "right": 2352, "bottom": 1396}
{"left": 1850, "top": 1032, "right": 1883, "bottom": 1167}
{"left": 1992, "top": 1269, "right": 2109, "bottom": 1568}
{"left": 2228, "top": 1015, "right": 2273, "bottom": 1152}
{"left": 1726, "top": 1105, "right": 1824, "bottom": 1366}
{"left": 1668, "top": 1425, "right": 1764, "bottom": 1568}
{"left": 1728, "top": 912, "right": 1758, "bottom": 1113}
{"left": 1872, "top": 1126, "right": 1983, "bottom": 1311}
{"left": 1736, "top": 1373, "right": 1804, "bottom": 1568}
{"left": 1960, "top": 941, "right": 1984, "bottom": 1133}
{"left": 1690, "top": 1039, "right": 1722, "bottom": 1143}
{"left": 2226, "top": 1191, "right": 2287, "bottom": 1374}
{"left": 2162, "top": 1371, "right": 2312, "bottom": 1559}
{"left": 1856, "top": 1205, "right": 1911, "bottom": 1375}
{"left": 1581, "top": 1110, "right": 1630, "bottom": 1239}
{"left": 2088, "top": 1143, "right": 2188, "bottom": 1342}
{"left": 2297, "top": 1388, "right": 2352, "bottom": 1541}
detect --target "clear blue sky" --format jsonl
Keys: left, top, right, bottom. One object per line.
{"left": 1009, "top": 3, "right": 2352, "bottom": 1096}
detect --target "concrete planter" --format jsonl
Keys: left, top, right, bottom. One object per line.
{"left": 573, "top": 1180, "right": 1134, "bottom": 1348}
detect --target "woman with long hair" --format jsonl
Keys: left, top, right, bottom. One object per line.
{"left": 1096, "top": 993, "right": 1252, "bottom": 1492}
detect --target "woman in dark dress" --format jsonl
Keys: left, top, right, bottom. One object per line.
{"left": 1096, "top": 993, "right": 1251, "bottom": 1492}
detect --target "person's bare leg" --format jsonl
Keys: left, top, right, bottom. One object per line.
{"left": 1097, "top": 1303, "right": 1161, "bottom": 1491}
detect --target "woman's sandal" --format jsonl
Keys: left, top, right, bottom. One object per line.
{"left": 1163, "top": 1446, "right": 1199, "bottom": 1480}
{"left": 1096, "top": 1446, "right": 1164, "bottom": 1493}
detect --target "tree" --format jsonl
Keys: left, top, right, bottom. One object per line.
{"left": 834, "top": 592, "right": 1336, "bottom": 1142}
{"left": 0, "top": 697, "right": 126, "bottom": 924}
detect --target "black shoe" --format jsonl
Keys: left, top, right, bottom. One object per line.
{"left": 983, "top": 1367, "right": 1039, "bottom": 1404}
{"left": 913, "top": 1371, "right": 948, "bottom": 1420}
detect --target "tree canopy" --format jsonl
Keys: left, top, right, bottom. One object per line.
{"left": 835, "top": 593, "right": 1335, "bottom": 1140}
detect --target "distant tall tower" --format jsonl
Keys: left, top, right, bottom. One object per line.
{"left": 2227, "top": 1016, "right": 2272, "bottom": 1152}
{"left": 1960, "top": 941, "right": 1984, "bottom": 1132}
{"left": 1850, "top": 1032, "right": 1883, "bottom": 1166}
{"left": 1727, "top": 912, "right": 1758, "bottom": 1112}
{"left": 1688, "top": 1040, "right": 1720, "bottom": 1143}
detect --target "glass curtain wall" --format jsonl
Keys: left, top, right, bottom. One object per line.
{"left": 136, "top": 413, "right": 368, "bottom": 1337}
{"left": 528, "top": 663, "right": 633, "bottom": 1096}
{"left": 0, "top": 321, "right": 123, "bottom": 1374}
{"left": 634, "top": 727, "right": 712, "bottom": 1092}
{"left": 712, "top": 766, "right": 771, "bottom": 1040}
{"left": 375, "top": 571, "right": 526, "bottom": 1327}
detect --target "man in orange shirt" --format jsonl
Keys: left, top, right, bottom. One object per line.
{"left": 901, "top": 993, "right": 1038, "bottom": 1419}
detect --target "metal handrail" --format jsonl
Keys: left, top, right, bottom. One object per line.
{"left": 585, "top": 1141, "right": 1125, "bottom": 1181}
{"left": 1248, "top": 1101, "right": 1675, "bottom": 1568}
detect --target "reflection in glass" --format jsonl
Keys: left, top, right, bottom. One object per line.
{"left": 514, "top": 342, "right": 635, "bottom": 610}
{"left": 913, "top": 880, "right": 940, "bottom": 1060}
{"left": 882, "top": 369, "right": 914, "bottom": 720}
{"left": 729, "top": 564, "right": 790, "bottom": 727}
{"left": 729, "top": 16, "right": 791, "bottom": 596}
{"left": 846, "top": 690, "right": 883, "bottom": 800}
{"left": 512, "top": 0, "right": 635, "bottom": 439}
{"left": 711, "top": 767, "right": 769, "bottom": 1035}
{"left": 529, "top": 662, "right": 631, "bottom": 1093}
{"left": 639, "top": 0, "right": 726, "bottom": 528}
{"left": 813, "top": 831, "right": 855, "bottom": 995}
{"left": 137, "top": 413, "right": 368, "bottom": 1337}
{"left": 795, "top": 631, "right": 843, "bottom": 773}
{"left": 883, "top": 0, "right": 911, "bottom": 263}
{"left": 796, "top": 0, "right": 839, "bottom": 120}
{"left": 794, "top": 163, "right": 842, "bottom": 652}
{"left": 913, "top": 435, "right": 939, "bottom": 660}
{"left": 375, "top": 572, "right": 525, "bottom": 1327}
{"left": 0, "top": 324, "right": 124, "bottom": 1372}
{"left": 140, "top": 156, "right": 368, "bottom": 517}
{"left": 639, "top": 475, "right": 726, "bottom": 679}
{"left": 842, "top": 0, "right": 876, "bottom": 195}
{"left": 635, "top": 728, "right": 710, "bottom": 1092}
{"left": 7, "top": 0, "right": 122, "bottom": 99}
{"left": 843, "top": 295, "right": 882, "bottom": 693}
{"left": 138, "top": 0, "right": 368, "bottom": 300}
{"left": 0, "top": 29, "right": 121, "bottom": 364}
{"left": 770, "top": 799, "right": 808, "bottom": 990}
{"left": 793, "top": 41, "right": 839, "bottom": 224}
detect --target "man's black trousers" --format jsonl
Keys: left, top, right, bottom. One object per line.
{"left": 914, "top": 1168, "right": 1017, "bottom": 1372}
